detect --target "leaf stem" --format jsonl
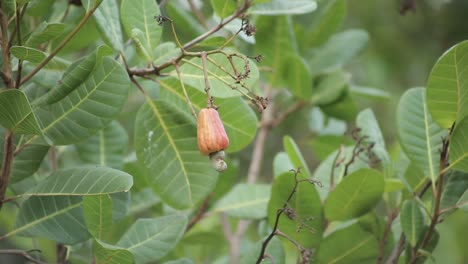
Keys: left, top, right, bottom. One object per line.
{"left": 173, "top": 62, "right": 198, "bottom": 118}
{"left": 20, "top": 1, "right": 102, "bottom": 85}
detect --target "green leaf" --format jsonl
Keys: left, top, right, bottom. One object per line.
{"left": 121, "top": 0, "right": 161, "bottom": 60}
{"left": 93, "top": 239, "right": 134, "bottom": 264}
{"left": 267, "top": 172, "right": 323, "bottom": 248}
{"left": 456, "top": 190, "right": 468, "bottom": 212}
{"left": 397, "top": 88, "right": 447, "bottom": 188}
{"left": 311, "top": 70, "right": 349, "bottom": 105}
{"left": 213, "top": 184, "right": 271, "bottom": 219}
{"left": 316, "top": 223, "right": 379, "bottom": 264}
{"left": 83, "top": 195, "right": 113, "bottom": 239}
{"left": 153, "top": 42, "right": 182, "bottom": 66}
{"left": 158, "top": 78, "right": 258, "bottom": 153}
{"left": 210, "top": 0, "right": 237, "bottom": 18}
{"left": 273, "top": 152, "right": 294, "bottom": 176}
{"left": 325, "top": 168, "right": 384, "bottom": 221}
{"left": 284, "top": 52, "right": 312, "bottom": 99}
{"left": 13, "top": 196, "right": 89, "bottom": 244}
{"left": 306, "top": 0, "right": 346, "bottom": 47}
{"left": 164, "top": 259, "right": 194, "bottom": 264}
{"left": 9, "top": 144, "right": 49, "bottom": 183}
{"left": 129, "top": 188, "right": 160, "bottom": 215}
{"left": 283, "top": 136, "right": 312, "bottom": 177}
{"left": 130, "top": 28, "right": 153, "bottom": 62}
{"left": 384, "top": 179, "right": 405, "bottom": 192}
{"left": 35, "top": 57, "right": 130, "bottom": 145}
{"left": 117, "top": 215, "right": 187, "bottom": 263}
{"left": 83, "top": 0, "right": 124, "bottom": 51}
{"left": 135, "top": 100, "right": 218, "bottom": 209}
{"left": 309, "top": 134, "right": 351, "bottom": 161}
{"left": 76, "top": 121, "right": 128, "bottom": 170}
{"left": 0, "top": 90, "right": 41, "bottom": 134}
{"left": 240, "top": 236, "right": 285, "bottom": 264}
{"left": 173, "top": 52, "right": 259, "bottom": 98}
{"left": 10, "top": 46, "right": 69, "bottom": 70}
{"left": 426, "top": 40, "right": 468, "bottom": 128}
{"left": 313, "top": 146, "right": 368, "bottom": 200}
{"left": 255, "top": 16, "right": 295, "bottom": 86}
{"left": 350, "top": 85, "right": 391, "bottom": 100}
{"left": 449, "top": 116, "right": 468, "bottom": 172}
{"left": 356, "top": 108, "right": 390, "bottom": 164}
{"left": 24, "top": 166, "right": 133, "bottom": 196}
{"left": 33, "top": 45, "right": 113, "bottom": 106}
{"left": 440, "top": 170, "right": 468, "bottom": 212}
{"left": 308, "top": 29, "right": 369, "bottom": 75}
{"left": 250, "top": 0, "right": 317, "bottom": 15}
{"left": 320, "top": 87, "right": 358, "bottom": 121}
{"left": 24, "top": 22, "right": 65, "bottom": 48}
{"left": 400, "top": 200, "right": 425, "bottom": 246}
{"left": 110, "top": 192, "right": 130, "bottom": 222}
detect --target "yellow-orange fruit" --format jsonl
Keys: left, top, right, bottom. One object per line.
{"left": 197, "top": 108, "right": 229, "bottom": 155}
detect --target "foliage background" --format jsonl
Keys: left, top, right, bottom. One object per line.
{"left": 0, "top": 0, "right": 468, "bottom": 263}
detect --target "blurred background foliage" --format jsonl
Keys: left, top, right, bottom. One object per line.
{"left": 1, "top": 0, "right": 468, "bottom": 263}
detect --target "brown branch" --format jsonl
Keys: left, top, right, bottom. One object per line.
{"left": 56, "top": 244, "right": 68, "bottom": 264}
{"left": 20, "top": 1, "right": 102, "bottom": 85}
{"left": 0, "top": 2, "right": 14, "bottom": 89}
{"left": 14, "top": 3, "right": 24, "bottom": 89}
{"left": 0, "top": 249, "right": 47, "bottom": 264}
{"left": 0, "top": 131, "right": 14, "bottom": 210}
{"left": 385, "top": 235, "right": 406, "bottom": 264}
{"left": 186, "top": 195, "right": 211, "bottom": 232}
{"left": 377, "top": 208, "right": 399, "bottom": 264}
{"left": 408, "top": 137, "right": 449, "bottom": 264}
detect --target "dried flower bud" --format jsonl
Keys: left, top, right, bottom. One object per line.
{"left": 197, "top": 108, "right": 230, "bottom": 155}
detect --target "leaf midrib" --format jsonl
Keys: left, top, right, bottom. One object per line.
{"left": 147, "top": 101, "right": 192, "bottom": 204}
{"left": 42, "top": 62, "right": 119, "bottom": 134}
{"left": 327, "top": 235, "right": 372, "bottom": 264}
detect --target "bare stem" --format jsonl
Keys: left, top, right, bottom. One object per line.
{"left": 20, "top": 1, "right": 102, "bottom": 85}
{"left": 255, "top": 169, "right": 305, "bottom": 264}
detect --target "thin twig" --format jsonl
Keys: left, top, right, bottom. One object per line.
{"left": 186, "top": 195, "right": 211, "bottom": 232}
{"left": 20, "top": 1, "right": 102, "bottom": 85}
{"left": 255, "top": 169, "right": 307, "bottom": 264}
{"left": 183, "top": 0, "right": 253, "bottom": 50}
{"left": 377, "top": 208, "right": 399, "bottom": 264}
